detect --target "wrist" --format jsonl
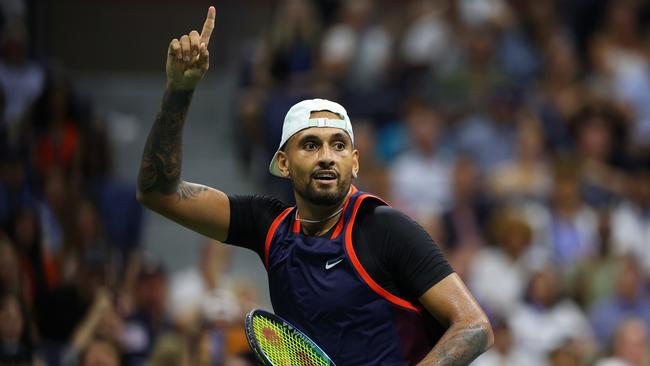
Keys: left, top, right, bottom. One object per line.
{"left": 166, "top": 81, "right": 196, "bottom": 92}
{"left": 162, "top": 88, "right": 195, "bottom": 112}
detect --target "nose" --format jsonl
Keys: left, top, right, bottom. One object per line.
{"left": 317, "top": 144, "right": 335, "bottom": 168}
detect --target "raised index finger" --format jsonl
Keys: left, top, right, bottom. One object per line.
{"left": 200, "top": 6, "right": 216, "bottom": 46}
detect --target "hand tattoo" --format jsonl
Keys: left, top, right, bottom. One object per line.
{"left": 138, "top": 89, "right": 200, "bottom": 200}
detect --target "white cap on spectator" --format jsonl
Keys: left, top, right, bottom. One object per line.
{"left": 269, "top": 99, "right": 354, "bottom": 177}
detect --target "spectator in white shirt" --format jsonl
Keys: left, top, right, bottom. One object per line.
{"left": 611, "top": 162, "right": 650, "bottom": 275}
{"left": 509, "top": 269, "right": 595, "bottom": 362}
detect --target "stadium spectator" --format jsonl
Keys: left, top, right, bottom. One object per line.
{"left": 388, "top": 99, "right": 452, "bottom": 227}
{"left": 0, "top": 239, "right": 25, "bottom": 297}
{"left": 0, "top": 18, "right": 44, "bottom": 131}
{"left": 0, "top": 151, "right": 36, "bottom": 226}
{"left": 147, "top": 332, "right": 188, "bottom": 366}
{"left": 567, "top": 209, "right": 625, "bottom": 310}
{"left": 509, "top": 269, "right": 595, "bottom": 363}
{"left": 6, "top": 206, "right": 57, "bottom": 298}
{"left": 397, "top": 0, "right": 453, "bottom": 95}
{"left": 537, "top": 165, "right": 599, "bottom": 268}
{"left": 590, "top": 0, "right": 650, "bottom": 149}
{"left": 490, "top": 1, "right": 540, "bottom": 87}
{"left": 452, "top": 85, "right": 521, "bottom": 173}
{"left": 589, "top": 258, "right": 650, "bottom": 347}
{"left": 121, "top": 256, "right": 170, "bottom": 365}
{"left": 169, "top": 241, "right": 240, "bottom": 326}
{"left": 34, "top": 249, "right": 110, "bottom": 360}
{"left": 488, "top": 112, "right": 552, "bottom": 203}
{"left": 434, "top": 24, "right": 507, "bottom": 118}
{"left": 0, "top": 292, "right": 39, "bottom": 364}
{"left": 439, "top": 156, "right": 490, "bottom": 252}
{"left": 471, "top": 318, "right": 538, "bottom": 366}
{"left": 546, "top": 340, "right": 587, "bottom": 366}
{"left": 320, "top": 0, "right": 392, "bottom": 91}
{"left": 61, "top": 288, "right": 123, "bottom": 366}
{"left": 611, "top": 160, "right": 650, "bottom": 275}
{"left": 30, "top": 73, "right": 83, "bottom": 178}
{"left": 457, "top": 0, "right": 510, "bottom": 29}
{"left": 532, "top": 34, "right": 583, "bottom": 153}
{"left": 570, "top": 102, "right": 628, "bottom": 207}
{"left": 59, "top": 200, "right": 112, "bottom": 282}
{"left": 264, "top": 0, "right": 321, "bottom": 84}
{"left": 468, "top": 209, "right": 535, "bottom": 317}
{"left": 594, "top": 318, "right": 650, "bottom": 366}
{"left": 224, "top": 279, "right": 262, "bottom": 357}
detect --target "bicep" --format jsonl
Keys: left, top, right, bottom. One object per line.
{"left": 139, "top": 181, "right": 231, "bottom": 241}
{"left": 419, "top": 273, "right": 488, "bottom": 327}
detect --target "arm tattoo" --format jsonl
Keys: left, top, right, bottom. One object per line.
{"left": 177, "top": 181, "right": 208, "bottom": 200}
{"left": 420, "top": 323, "right": 489, "bottom": 366}
{"left": 138, "top": 89, "right": 199, "bottom": 200}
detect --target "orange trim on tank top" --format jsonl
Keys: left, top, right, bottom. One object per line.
{"left": 264, "top": 207, "right": 294, "bottom": 270}
{"left": 345, "top": 194, "right": 421, "bottom": 312}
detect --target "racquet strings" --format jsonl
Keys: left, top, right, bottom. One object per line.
{"left": 251, "top": 314, "right": 330, "bottom": 366}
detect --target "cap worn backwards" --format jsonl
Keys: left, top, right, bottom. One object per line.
{"left": 268, "top": 99, "right": 354, "bottom": 177}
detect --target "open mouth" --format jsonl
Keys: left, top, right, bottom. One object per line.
{"left": 312, "top": 170, "right": 338, "bottom": 183}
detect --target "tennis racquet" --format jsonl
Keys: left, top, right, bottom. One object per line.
{"left": 245, "top": 309, "right": 336, "bottom": 366}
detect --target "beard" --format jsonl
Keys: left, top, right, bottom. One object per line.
{"left": 291, "top": 174, "right": 351, "bottom": 206}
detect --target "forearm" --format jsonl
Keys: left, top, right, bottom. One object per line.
{"left": 137, "top": 88, "right": 194, "bottom": 198}
{"left": 71, "top": 311, "right": 101, "bottom": 350}
{"left": 416, "top": 322, "right": 491, "bottom": 366}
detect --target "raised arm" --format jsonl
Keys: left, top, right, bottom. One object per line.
{"left": 417, "top": 273, "right": 494, "bottom": 366}
{"left": 137, "top": 6, "right": 230, "bottom": 242}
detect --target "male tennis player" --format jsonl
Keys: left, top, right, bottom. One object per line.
{"left": 137, "top": 7, "right": 493, "bottom": 365}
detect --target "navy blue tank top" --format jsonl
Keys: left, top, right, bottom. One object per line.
{"left": 264, "top": 187, "right": 440, "bottom": 365}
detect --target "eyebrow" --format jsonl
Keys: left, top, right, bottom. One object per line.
{"left": 297, "top": 134, "right": 321, "bottom": 145}
{"left": 330, "top": 132, "right": 349, "bottom": 142}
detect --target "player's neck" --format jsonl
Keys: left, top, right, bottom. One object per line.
{"left": 295, "top": 198, "right": 346, "bottom": 236}
{"left": 300, "top": 214, "right": 341, "bottom": 236}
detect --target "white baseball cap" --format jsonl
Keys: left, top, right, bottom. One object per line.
{"left": 269, "top": 98, "right": 354, "bottom": 177}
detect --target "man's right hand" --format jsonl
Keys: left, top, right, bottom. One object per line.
{"left": 166, "top": 6, "right": 215, "bottom": 91}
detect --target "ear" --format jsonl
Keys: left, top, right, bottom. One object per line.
{"left": 352, "top": 149, "right": 359, "bottom": 179}
{"left": 276, "top": 151, "right": 291, "bottom": 178}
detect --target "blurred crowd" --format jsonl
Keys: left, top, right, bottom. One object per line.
{"left": 1, "top": 0, "right": 650, "bottom": 365}
{"left": 235, "top": 0, "right": 650, "bottom": 365}
{"left": 0, "top": 1, "right": 266, "bottom": 365}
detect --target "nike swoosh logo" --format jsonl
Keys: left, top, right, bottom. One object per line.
{"left": 325, "top": 258, "right": 344, "bottom": 270}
